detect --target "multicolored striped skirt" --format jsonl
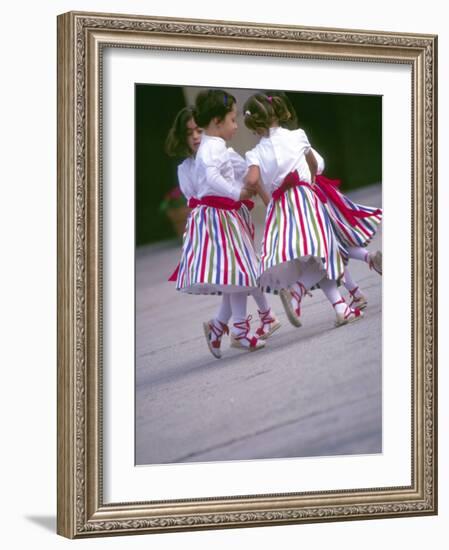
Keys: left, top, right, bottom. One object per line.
{"left": 316, "top": 175, "right": 382, "bottom": 249}
{"left": 176, "top": 197, "right": 259, "bottom": 294}
{"left": 259, "top": 177, "right": 346, "bottom": 292}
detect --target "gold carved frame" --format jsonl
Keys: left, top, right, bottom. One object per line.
{"left": 57, "top": 11, "right": 438, "bottom": 538}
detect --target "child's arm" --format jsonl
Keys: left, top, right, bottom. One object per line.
{"left": 255, "top": 182, "right": 271, "bottom": 206}
{"left": 243, "top": 166, "right": 270, "bottom": 206}
{"left": 305, "top": 149, "right": 318, "bottom": 185}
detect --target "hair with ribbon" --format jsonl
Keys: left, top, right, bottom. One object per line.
{"left": 263, "top": 90, "right": 299, "bottom": 130}
{"left": 243, "top": 92, "right": 292, "bottom": 132}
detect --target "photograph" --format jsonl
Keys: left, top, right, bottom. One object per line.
{"left": 135, "top": 84, "right": 383, "bottom": 466}
{"left": 56, "top": 10, "right": 437, "bottom": 538}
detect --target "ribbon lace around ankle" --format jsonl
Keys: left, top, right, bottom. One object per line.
{"left": 233, "top": 315, "right": 258, "bottom": 348}
{"left": 209, "top": 320, "right": 229, "bottom": 348}
{"left": 290, "top": 283, "right": 310, "bottom": 316}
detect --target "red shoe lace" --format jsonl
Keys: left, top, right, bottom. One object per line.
{"left": 348, "top": 286, "right": 361, "bottom": 308}
{"left": 256, "top": 309, "right": 275, "bottom": 336}
{"left": 208, "top": 320, "right": 229, "bottom": 349}
{"left": 290, "top": 283, "right": 311, "bottom": 316}
{"left": 233, "top": 315, "right": 258, "bottom": 348}
{"left": 332, "top": 298, "right": 362, "bottom": 319}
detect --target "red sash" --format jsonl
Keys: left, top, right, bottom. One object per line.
{"left": 272, "top": 171, "right": 327, "bottom": 203}
{"left": 188, "top": 195, "right": 254, "bottom": 211}
{"left": 168, "top": 264, "right": 180, "bottom": 282}
{"left": 315, "top": 175, "right": 382, "bottom": 227}
{"left": 272, "top": 171, "right": 381, "bottom": 228}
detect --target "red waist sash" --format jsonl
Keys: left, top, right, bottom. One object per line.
{"left": 315, "top": 175, "right": 382, "bottom": 227}
{"left": 272, "top": 171, "right": 328, "bottom": 203}
{"left": 188, "top": 195, "right": 254, "bottom": 211}
{"left": 272, "top": 171, "right": 381, "bottom": 228}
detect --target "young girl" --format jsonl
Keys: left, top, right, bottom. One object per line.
{"left": 175, "top": 90, "right": 280, "bottom": 358}
{"left": 165, "top": 106, "right": 202, "bottom": 202}
{"left": 264, "top": 91, "right": 383, "bottom": 312}
{"left": 243, "top": 93, "right": 363, "bottom": 327}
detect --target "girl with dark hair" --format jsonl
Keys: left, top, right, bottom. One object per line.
{"left": 243, "top": 93, "right": 363, "bottom": 328}
{"left": 165, "top": 106, "right": 202, "bottom": 201}
{"left": 174, "top": 89, "right": 280, "bottom": 358}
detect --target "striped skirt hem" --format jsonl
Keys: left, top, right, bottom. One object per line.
{"left": 324, "top": 194, "right": 382, "bottom": 248}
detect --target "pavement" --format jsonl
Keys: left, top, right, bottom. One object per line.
{"left": 135, "top": 184, "right": 382, "bottom": 465}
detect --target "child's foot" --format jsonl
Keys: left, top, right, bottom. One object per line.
{"left": 333, "top": 298, "right": 364, "bottom": 328}
{"left": 255, "top": 309, "right": 281, "bottom": 340}
{"left": 279, "top": 283, "right": 311, "bottom": 327}
{"left": 230, "top": 316, "right": 266, "bottom": 351}
{"left": 348, "top": 286, "right": 368, "bottom": 310}
{"left": 367, "top": 250, "right": 382, "bottom": 275}
{"left": 203, "top": 319, "right": 229, "bottom": 359}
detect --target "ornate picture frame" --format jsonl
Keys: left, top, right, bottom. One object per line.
{"left": 57, "top": 11, "right": 437, "bottom": 538}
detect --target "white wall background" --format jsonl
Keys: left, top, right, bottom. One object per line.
{"left": 0, "top": 1, "right": 445, "bottom": 548}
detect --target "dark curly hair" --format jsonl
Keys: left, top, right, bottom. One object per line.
{"left": 243, "top": 93, "right": 293, "bottom": 132}
{"left": 193, "top": 89, "right": 236, "bottom": 128}
{"left": 165, "top": 107, "right": 197, "bottom": 158}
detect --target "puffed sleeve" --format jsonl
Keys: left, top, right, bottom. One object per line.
{"left": 201, "top": 141, "right": 241, "bottom": 201}
{"left": 311, "top": 147, "right": 325, "bottom": 174}
{"left": 294, "top": 128, "right": 312, "bottom": 154}
{"left": 177, "top": 159, "right": 196, "bottom": 200}
{"left": 227, "top": 147, "right": 248, "bottom": 183}
{"left": 245, "top": 146, "right": 261, "bottom": 167}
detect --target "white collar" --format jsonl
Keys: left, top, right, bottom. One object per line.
{"left": 268, "top": 126, "right": 282, "bottom": 136}
{"left": 202, "top": 133, "right": 226, "bottom": 144}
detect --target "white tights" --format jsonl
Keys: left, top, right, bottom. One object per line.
{"left": 318, "top": 278, "right": 347, "bottom": 315}
{"left": 216, "top": 290, "right": 270, "bottom": 326}
{"left": 347, "top": 246, "right": 369, "bottom": 263}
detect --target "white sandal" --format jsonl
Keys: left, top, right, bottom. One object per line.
{"left": 230, "top": 316, "right": 266, "bottom": 351}
{"left": 348, "top": 286, "right": 368, "bottom": 310}
{"left": 279, "top": 283, "right": 311, "bottom": 328}
{"left": 368, "top": 250, "right": 382, "bottom": 275}
{"left": 255, "top": 309, "right": 281, "bottom": 340}
{"left": 203, "top": 319, "right": 229, "bottom": 359}
{"left": 333, "top": 298, "right": 364, "bottom": 328}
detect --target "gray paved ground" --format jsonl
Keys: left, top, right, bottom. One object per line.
{"left": 135, "top": 184, "right": 382, "bottom": 465}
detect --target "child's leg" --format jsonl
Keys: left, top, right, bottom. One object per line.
{"left": 347, "top": 246, "right": 369, "bottom": 262}
{"left": 251, "top": 289, "right": 269, "bottom": 313}
{"left": 279, "top": 267, "right": 321, "bottom": 328}
{"left": 347, "top": 246, "right": 382, "bottom": 275}
{"left": 230, "top": 292, "right": 247, "bottom": 325}
{"left": 216, "top": 294, "right": 232, "bottom": 325}
{"left": 251, "top": 289, "right": 281, "bottom": 340}
{"left": 203, "top": 294, "right": 231, "bottom": 359}
{"left": 319, "top": 277, "right": 363, "bottom": 327}
{"left": 343, "top": 267, "right": 368, "bottom": 309}
{"left": 230, "top": 292, "right": 265, "bottom": 351}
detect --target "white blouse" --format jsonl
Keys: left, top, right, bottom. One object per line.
{"left": 245, "top": 126, "right": 318, "bottom": 195}
{"left": 296, "top": 147, "right": 325, "bottom": 178}
{"left": 177, "top": 157, "right": 196, "bottom": 200}
{"left": 194, "top": 134, "right": 245, "bottom": 201}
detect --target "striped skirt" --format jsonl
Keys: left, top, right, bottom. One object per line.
{"left": 259, "top": 185, "right": 346, "bottom": 291}
{"left": 316, "top": 176, "right": 382, "bottom": 249}
{"left": 176, "top": 203, "right": 259, "bottom": 294}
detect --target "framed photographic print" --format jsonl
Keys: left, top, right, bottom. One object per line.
{"left": 57, "top": 11, "right": 437, "bottom": 538}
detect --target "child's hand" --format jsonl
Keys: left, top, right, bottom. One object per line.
{"left": 239, "top": 186, "right": 255, "bottom": 200}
